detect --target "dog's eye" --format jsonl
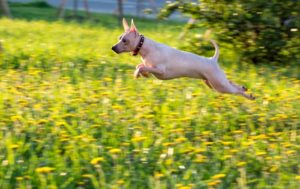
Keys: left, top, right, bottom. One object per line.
{"left": 122, "top": 38, "right": 127, "bottom": 43}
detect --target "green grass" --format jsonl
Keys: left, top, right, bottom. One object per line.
{"left": 0, "top": 3, "right": 299, "bottom": 189}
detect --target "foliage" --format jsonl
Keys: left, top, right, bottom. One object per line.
{"left": 159, "top": 0, "right": 300, "bottom": 64}
{"left": 0, "top": 4, "right": 299, "bottom": 189}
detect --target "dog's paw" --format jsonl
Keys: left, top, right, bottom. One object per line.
{"left": 249, "top": 93, "right": 256, "bottom": 100}
{"left": 134, "top": 68, "right": 141, "bottom": 78}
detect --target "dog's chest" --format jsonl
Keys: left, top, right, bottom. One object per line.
{"left": 141, "top": 57, "right": 159, "bottom": 67}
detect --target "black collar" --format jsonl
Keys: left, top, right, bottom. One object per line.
{"left": 132, "top": 35, "right": 144, "bottom": 56}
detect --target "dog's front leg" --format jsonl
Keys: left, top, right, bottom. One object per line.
{"left": 134, "top": 65, "right": 165, "bottom": 79}
{"left": 134, "top": 63, "right": 150, "bottom": 78}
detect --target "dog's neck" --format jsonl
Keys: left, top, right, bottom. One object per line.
{"left": 137, "top": 37, "right": 154, "bottom": 59}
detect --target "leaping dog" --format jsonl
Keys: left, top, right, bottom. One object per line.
{"left": 112, "top": 18, "right": 255, "bottom": 100}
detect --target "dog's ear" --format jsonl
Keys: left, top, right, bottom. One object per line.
{"left": 130, "top": 19, "right": 138, "bottom": 33}
{"left": 123, "top": 18, "right": 129, "bottom": 32}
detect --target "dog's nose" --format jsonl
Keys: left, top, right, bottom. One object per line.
{"left": 112, "top": 46, "right": 117, "bottom": 52}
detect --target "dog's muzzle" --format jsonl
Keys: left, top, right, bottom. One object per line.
{"left": 111, "top": 45, "right": 119, "bottom": 54}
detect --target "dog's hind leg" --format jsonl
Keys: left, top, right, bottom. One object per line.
{"left": 229, "top": 80, "right": 247, "bottom": 92}
{"left": 204, "top": 80, "right": 213, "bottom": 89}
{"left": 209, "top": 79, "right": 255, "bottom": 100}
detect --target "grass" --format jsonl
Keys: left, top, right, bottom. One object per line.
{"left": 0, "top": 2, "right": 299, "bottom": 189}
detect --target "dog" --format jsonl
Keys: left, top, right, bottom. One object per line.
{"left": 112, "top": 18, "right": 255, "bottom": 100}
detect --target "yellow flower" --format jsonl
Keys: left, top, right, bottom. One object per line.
{"left": 223, "top": 155, "right": 232, "bottom": 160}
{"left": 131, "top": 136, "right": 147, "bottom": 143}
{"left": 35, "top": 167, "right": 55, "bottom": 174}
{"left": 121, "top": 142, "right": 130, "bottom": 146}
{"left": 9, "top": 144, "right": 20, "bottom": 149}
{"left": 286, "top": 150, "right": 296, "bottom": 155}
{"left": 233, "top": 130, "right": 243, "bottom": 134}
{"left": 274, "top": 156, "right": 282, "bottom": 160}
{"left": 178, "top": 186, "right": 192, "bottom": 189}
{"left": 207, "top": 180, "right": 220, "bottom": 186}
{"left": 171, "top": 128, "right": 184, "bottom": 133}
{"left": 221, "top": 141, "right": 233, "bottom": 146}
{"left": 204, "top": 141, "right": 214, "bottom": 145}
{"left": 82, "top": 174, "right": 93, "bottom": 178}
{"left": 194, "top": 148, "right": 206, "bottom": 153}
{"left": 270, "top": 165, "right": 278, "bottom": 172}
{"left": 175, "top": 137, "right": 187, "bottom": 143}
{"left": 193, "top": 155, "right": 206, "bottom": 163}
{"left": 230, "top": 149, "right": 238, "bottom": 154}
{"left": 295, "top": 175, "right": 300, "bottom": 180}
{"left": 109, "top": 148, "right": 122, "bottom": 154}
{"left": 116, "top": 179, "right": 125, "bottom": 185}
{"left": 256, "top": 151, "right": 266, "bottom": 156}
{"left": 237, "top": 161, "right": 246, "bottom": 167}
{"left": 211, "top": 173, "right": 226, "bottom": 180}
{"left": 16, "top": 177, "right": 23, "bottom": 181}
{"left": 90, "top": 157, "right": 104, "bottom": 165}
{"left": 154, "top": 172, "right": 164, "bottom": 179}
{"left": 202, "top": 131, "right": 211, "bottom": 136}
{"left": 162, "top": 142, "right": 175, "bottom": 147}
{"left": 165, "top": 159, "right": 173, "bottom": 165}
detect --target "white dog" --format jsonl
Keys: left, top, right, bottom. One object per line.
{"left": 112, "top": 18, "right": 255, "bottom": 100}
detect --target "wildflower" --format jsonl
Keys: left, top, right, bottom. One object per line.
{"left": 296, "top": 175, "right": 300, "bottom": 180}
{"left": 230, "top": 149, "right": 238, "bottom": 154}
{"left": 256, "top": 151, "right": 266, "bottom": 156}
{"left": 82, "top": 174, "right": 93, "bottom": 178}
{"left": 286, "top": 150, "right": 296, "bottom": 155}
{"left": 35, "top": 167, "right": 55, "bottom": 174}
{"left": 202, "top": 131, "right": 211, "bottom": 136}
{"left": 9, "top": 144, "right": 19, "bottom": 149}
{"left": 193, "top": 155, "right": 206, "bottom": 163}
{"left": 211, "top": 173, "right": 226, "bottom": 180}
{"left": 171, "top": 128, "right": 184, "bottom": 133}
{"left": 274, "top": 156, "right": 282, "bottom": 160}
{"left": 121, "top": 142, "right": 130, "bottom": 146}
{"left": 116, "top": 179, "right": 125, "bottom": 185}
{"left": 221, "top": 141, "right": 233, "bottom": 146}
{"left": 178, "top": 186, "right": 192, "bottom": 189}
{"left": 165, "top": 159, "right": 173, "bottom": 165}
{"left": 270, "top": 165, "right": 278, "bottom": 172}
{"left": 175, "top": 137, "right": 187, "bottom": 143}
{"left": 90, "top": 157, "right": 104, "bottom": 165}
{"left": 154, "top": 172, "right": 164, "bottom": 179}
{"left": 207, "top": 180, "right": 221, "bottom": 186}
{"left": 237, "top": 161, "right": 246, "bottom": 167}
{"left": 194, "top": 148, "right": 206, "bottom": 153}
{"left": 109, "top": 148, "right": 121, "bottom": 154}
{"left": 16, "top": 177, "right": 23, "bottom": 181}
{"left": 233, "top": 130, "right": 243, "bottom": 134}
{"left": 162, "top": 142, "right": 175, "bottom": 147}
{"left": 204, "top": 141, "right": 213, "bottom": 145}
{"left": 223, "top": 155, "right": 232, "bottom": 160}
{"left": 131, "top": 136, "right": 147, "bottom": 143}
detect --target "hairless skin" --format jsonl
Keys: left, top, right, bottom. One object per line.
{"left": 112, "top": 18, "right": 255, "bottom": 100}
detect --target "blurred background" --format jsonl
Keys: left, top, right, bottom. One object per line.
{"left": 0, "top": 1, "right": 299, "bottom": 189}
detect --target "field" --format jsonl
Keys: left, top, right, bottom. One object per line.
{"left": 0, "top": 3, "right": 299, "bottom": 189}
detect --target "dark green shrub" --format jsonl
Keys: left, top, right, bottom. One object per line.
{"left": 159, "top": 0, "right": 300, "bottom": 64}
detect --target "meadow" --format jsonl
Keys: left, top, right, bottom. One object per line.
{"left": 0, "top": 3, "right": 299, "bottom": 189}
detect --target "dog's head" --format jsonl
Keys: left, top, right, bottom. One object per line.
{"left": 112, "top": 18, "right": 140, "bottom": 54}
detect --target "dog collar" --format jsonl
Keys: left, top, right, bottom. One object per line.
{"left": 132, "top": 35, "right": 144, "bottom": 56}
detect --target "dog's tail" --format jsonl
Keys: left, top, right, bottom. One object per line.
{"left": 210, "top": 40, "right": 219, "bottom": 61}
